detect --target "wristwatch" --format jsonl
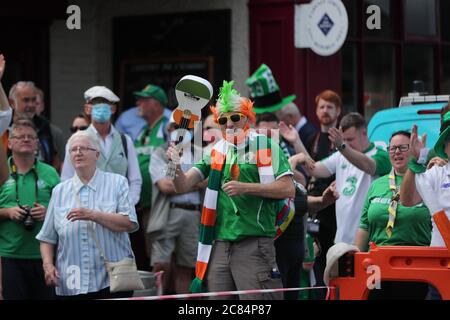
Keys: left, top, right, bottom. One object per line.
{"left": 337, "top": 143, "right": 346, "bottom": 151}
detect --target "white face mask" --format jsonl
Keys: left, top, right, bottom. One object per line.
{"left": 170, "top": 129, "right": 192, "bottom": 146}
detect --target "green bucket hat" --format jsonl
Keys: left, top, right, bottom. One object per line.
{"left": 434, "top": 111, "right": 450, "bottom": 159}
{"left": 245, "top": 64, "right": 296, "bottom": 114}
{"left": 133, "top": 84, "right": 168, "bottom": 106}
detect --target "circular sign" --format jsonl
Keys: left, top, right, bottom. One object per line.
{"left": 306, "top": 0, "right": 348, "bottom": 56}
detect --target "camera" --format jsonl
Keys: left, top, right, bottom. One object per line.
{"left": 306, "top": 217, "right": 320, "bottom": 237}
{"left": 20, "top": 205, "right": 35, "bottom": 231}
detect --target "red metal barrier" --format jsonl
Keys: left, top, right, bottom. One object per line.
{"left": 329, "top": 211, "right": 450, "bottom": 300}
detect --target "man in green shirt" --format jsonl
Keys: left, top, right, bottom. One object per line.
{"left": 168, "top": 81, "right": 295, "bottom": 299}
{"left": 0, "top": 118, "right": 60, "bottom": 299}
{"left": 132, "top": 84, "right": 169, "bottom": 270}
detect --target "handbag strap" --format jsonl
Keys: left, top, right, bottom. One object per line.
{"left": 73, "top": 184, "right": 135, "bottom": 265}
{"left": 73, "top": 185, "right": 109, "bottom": 265}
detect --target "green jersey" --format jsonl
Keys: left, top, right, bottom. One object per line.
{"left": 0, "top": 159, "right": 60, "bottom": 258}
{"left": 195, "top": 135, "right": 293, "bottom": 241}
{"left": 360, "top": 174, "right": 432, "bottom": 247}
{"left": 134, "top": 116, "right": 168, "bottom": 208}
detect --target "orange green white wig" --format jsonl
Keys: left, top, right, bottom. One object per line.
{"left": 210, "top": 80, "right": 256, "bottom": 126}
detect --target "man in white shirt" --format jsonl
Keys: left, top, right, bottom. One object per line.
{"left": 61, "top": 86, "right": 142, "bottom": 205}
{"left": 291, "top": 113, "right": 391, "bottom": 244}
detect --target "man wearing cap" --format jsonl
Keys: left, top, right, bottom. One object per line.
{"left": 129, "top": 84, "right": 170, "bottom": 270}
{"left": 167, "top": 81, "right": 295, "bottom": 299}
{"left": 115, "top": 87, "right": 171, "bottom": 142}
{"left": 61, "top": 86, "right": 142, "bottom": 207}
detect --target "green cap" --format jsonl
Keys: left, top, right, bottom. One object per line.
{"left": 245, "top": 64, "right": 296, "bottom": 114}
{"left": 133, "top": 84, "right": 168, "bottom": 106}
{"left": 434, "top": 111, "right": 450, "bottom": 159}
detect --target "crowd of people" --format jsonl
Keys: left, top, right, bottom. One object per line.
{"left": 0, "top": 53, "right": 448, "bottom": 300}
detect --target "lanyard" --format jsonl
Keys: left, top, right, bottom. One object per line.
{"left": 386, "top": 168, "right": 399, "bottom": 237}
{"left": 10, "top": 159, "right": 38, "bottom": 207}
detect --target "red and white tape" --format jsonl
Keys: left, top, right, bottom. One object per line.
{"left": 108, "top": 286, "right": 335, "bottom": 300}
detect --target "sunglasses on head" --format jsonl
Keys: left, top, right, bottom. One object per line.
{"left": 70, "top": 126, "right": 89, "bottom": 133}
{"left": 217, "top": 113, "right": 245, "bottom": 126}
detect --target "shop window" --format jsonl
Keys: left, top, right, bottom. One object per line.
{"left": 405, "top": 0, "right": 437, "bottom": 37}
{"left": 342, "top": 0, "right": 357, "bottom": 38}
{"left": 363, "top": 44, "right": 395, "bottom": 119}
{"left": 441, "top": 0, "right": 450, "bottom": 41}
{"left": 442, "top": 47, "right": 450, "bottom": 94}
{"left": 342, "top": 43, "right": 358, "bottom": 114}
{"left": 403, "top": 45, "right": 434, "bottom": 94}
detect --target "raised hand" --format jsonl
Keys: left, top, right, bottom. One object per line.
{"left": 328, "top": 127, "right": 344, "bottom": 149}
{"left": 427, "top": 156, "right": 447, "bottom": 170}
{"left": 410, "top": 124, "right": 427, "bottom": 159}
{"left": 279, "top": 121, "right": 301, "bottom": 145}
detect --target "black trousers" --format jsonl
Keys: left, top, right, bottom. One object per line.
{"left": 1, "top": 256, "right": 55, "bottom": 300}
{"left": 56, "top": 287, "right": 133, "bottom": 300}
{"left": 275, "top": 236, "right": 304, "bottom": 300}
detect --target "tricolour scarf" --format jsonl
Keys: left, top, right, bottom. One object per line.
{"left": 189, "top": 132, "right": 294, "bottom": 293}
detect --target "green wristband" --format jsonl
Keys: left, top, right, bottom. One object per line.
{"left": 408, "top": 157, "right": 426, "bottom": 174}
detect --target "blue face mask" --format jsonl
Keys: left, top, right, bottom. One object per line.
{"left": 91, "top": 103, "right": 112, "bottom": 123}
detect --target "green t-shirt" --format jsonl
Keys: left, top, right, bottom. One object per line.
{"left": 0, "top": 159, "right": 60, "bottom": 259}
{"left": 368, "top": 144, "right": 391, "bottom": 177}
{"left": 134, "top": 116, "right": 167, "bottom": 208}
{"left": 195, "top": 135, "right": 293, "bottom": 241}
{"left": 359, "top": 174, "right": 432, "bottom": 248}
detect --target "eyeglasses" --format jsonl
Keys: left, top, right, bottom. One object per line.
{"left": 70, "top": 126, "right": 89, "bottom": 133}
{"left": 11, "top": 134, "right": 38, "bottom": 141}
{"left": 69, "top": 146, "right": 97, "bottom": 154}
{"left": 217, "top": 113, "right": 246, "bottom": 126}
{"left": 388, "top": 144, "right": 410, "bottom": 153}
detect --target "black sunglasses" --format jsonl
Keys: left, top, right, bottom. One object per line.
{"left": 70, "top": 126, "right": 89, "bottom": 133}
{"left": 217, "top": 113, "right": 245, "bottom": 126}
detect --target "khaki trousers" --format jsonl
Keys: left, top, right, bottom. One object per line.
{"left": 206, "top": 237, "right": 283, "bottom": 300}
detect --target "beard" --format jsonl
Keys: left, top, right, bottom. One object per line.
{"left": 319, "top": 114, "right": 336, "bottom": 126}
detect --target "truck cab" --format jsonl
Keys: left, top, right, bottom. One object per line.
{"left": 367, "top": 93, "right": 449, "bottom": 148}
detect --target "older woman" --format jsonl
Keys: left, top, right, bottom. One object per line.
{"left": 36, "top": 130, "right": 139, "bottom": 299}
{"left": 355, "top": 130, "right": 432, "bottom": 299}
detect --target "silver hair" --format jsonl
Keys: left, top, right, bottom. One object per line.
{"left": 277, "top": 102, "right": 301, "bottom": 117}
{"left": 9, "top": 81, "right": 37, "bottom": 101}
{"left": 67, "top": 130, "right": 100, "bottom": 152}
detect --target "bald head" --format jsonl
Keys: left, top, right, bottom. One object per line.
{"left": 9, "top": 81, "right": 38, "bottom": 119}
{"left": 275, "top": 102, "right": 302, "bottom": 126}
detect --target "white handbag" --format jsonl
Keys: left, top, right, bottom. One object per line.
{"left": 89, "top": 223, "right": 144, "bottom": 293}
